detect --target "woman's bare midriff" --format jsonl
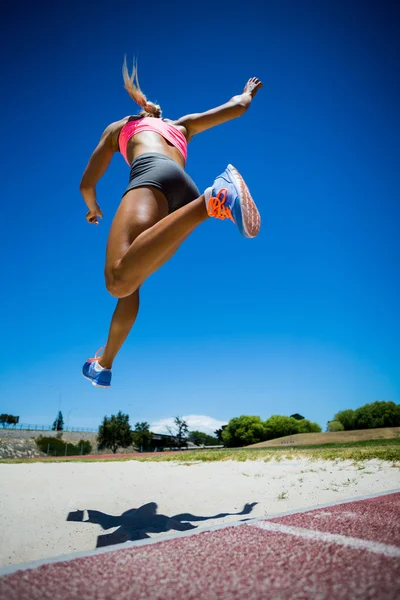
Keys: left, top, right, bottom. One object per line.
{"left": 123, "top": 129, "right": 187, "bottom": 169}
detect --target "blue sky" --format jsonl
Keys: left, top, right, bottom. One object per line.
{"left": 1, "top": 0, "right": 399, "bottom": 435}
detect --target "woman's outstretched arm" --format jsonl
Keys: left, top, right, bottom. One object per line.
{"left": 174, "top": 77, "right": 262, "bottom": 140}
{"left": 80, "top": 122, "right": 120, "bottom": 224}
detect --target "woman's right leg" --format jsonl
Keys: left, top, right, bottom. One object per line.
{"left": 105, "top": 165, "right": 260, "bottom": 299}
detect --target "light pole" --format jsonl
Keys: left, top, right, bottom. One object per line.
{"left": 66, "top": 408, "right": 75, "bottom": 431}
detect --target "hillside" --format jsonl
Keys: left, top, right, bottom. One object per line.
{"left": 247, "top": 426, "right": 400, "bottom": 448}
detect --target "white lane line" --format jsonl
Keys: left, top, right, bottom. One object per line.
{"left": 249, "top": 521, "right": 400, "bottom": 558}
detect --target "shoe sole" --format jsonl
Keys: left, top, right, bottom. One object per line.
{"left": 227, "top": 164, "right": 261, "bottom": 238}
{"left": 82, "top": 373, "right": 110, "bottom": 389}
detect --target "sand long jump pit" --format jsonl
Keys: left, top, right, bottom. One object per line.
{"left": 1, "top": 456, "right": 399, "bottom": 568}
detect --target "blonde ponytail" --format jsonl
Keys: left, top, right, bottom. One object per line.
{"left": 122, "top": 57, "right": 162, "bottom": 118}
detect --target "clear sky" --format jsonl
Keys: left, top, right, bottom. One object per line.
{"left": 1, "top": 0, "right": 399, "bottom": 435}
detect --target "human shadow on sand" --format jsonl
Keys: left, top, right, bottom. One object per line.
{"left": 67, "top": 501, "right": 258, "bottom": 548}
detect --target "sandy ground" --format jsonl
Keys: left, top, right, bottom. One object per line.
{"left": 0, "top": 458, "right": 399, "bottom": 568}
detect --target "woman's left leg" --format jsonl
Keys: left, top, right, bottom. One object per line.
{"left": 98, "top": 233, "right": 191, "bottom": 370}
{"left": 99, "top": 290, "right": 140, "bottom": 369}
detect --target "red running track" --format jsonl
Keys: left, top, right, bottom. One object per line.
{"left": 1, "top": 492, "right": 399, "bottom": 599}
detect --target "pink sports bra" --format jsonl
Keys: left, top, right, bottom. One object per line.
{"left": 118, "top": 117, "right": 188, "bottom": 165}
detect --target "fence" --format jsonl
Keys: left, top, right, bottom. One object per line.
{"left": 0, "top": 423, "right": 98, "bottom": 433}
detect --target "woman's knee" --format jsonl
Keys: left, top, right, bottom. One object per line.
{"left": 105, "top": 264, "right": 140, "bottom": 299}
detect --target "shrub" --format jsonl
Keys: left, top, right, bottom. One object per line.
{"left": 76, "top": 440, "right": 93, "bottom": 454}
{"left": 327, "top": 420, "right": 345, "bottom": 432}
{"left": 35, "top": 436, "right": 92, "bottom": 456}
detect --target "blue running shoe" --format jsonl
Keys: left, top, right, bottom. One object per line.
{"left": 82, "top": 347, "right": 111, "bottom": 388}
{"left": 207, "top": 164, "right": 261, "bottom": 238}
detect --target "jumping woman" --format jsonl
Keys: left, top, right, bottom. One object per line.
{"left": 81, "top": 60, "right": 263, "bottom": 387}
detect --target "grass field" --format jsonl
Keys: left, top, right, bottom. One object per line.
{"left": 1, "top": 438, "right": 400, "bottom": 465}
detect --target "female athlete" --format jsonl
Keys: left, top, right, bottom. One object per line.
{"left": 81, "top": 60, "right": 262, "bottom": 387}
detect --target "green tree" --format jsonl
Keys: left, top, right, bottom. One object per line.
{"left": 188, "top": 431, "right": 220, "bottom": 446}
{"left": 354, "top": 404, "right": 374, "bottom": 429}
{"left": 334, "top": 402, "right": 400, "bottom": 431}
{"left": 98, "top": 411, "right": 133, "bottom": 454}
{"left": 334, "top": 409, "right": 356, "bottom": 430}
{"left": 214, "top": 425, "right": 227, "bottom": 442}
{"left": 166, "top": 417, "right": 189, "bottom": 448}
{"left": 132, "top": 422, "right": 152, "bottom": 451}
{"left": 0, "top": 414, "right": 8, "bottom": 428}
{"left": 264, "top": 415, "right": 300, "bottom": 440}
{"left": 222, "top": 416, "right": 267, "bottom": 447}
{"left": 327, "top": 420, "right": 345, "bottom": 432}
{"left": 354, "top": 401, "right": 400, "bottom": 429}
{"left": 52, "top": 411, "right": 64, "bottom": 431}
{"left": 297, "top": 419, "right": 322, "bottom": 433}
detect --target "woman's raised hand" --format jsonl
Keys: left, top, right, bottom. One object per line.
{"left": 243, "top": 77, "right": 263, "bottom": 98}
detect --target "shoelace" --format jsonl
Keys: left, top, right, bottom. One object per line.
{"left": 207, "top": 189, "right": 235, "bottom": 223}
{"left": 87, "top": 346, "right": 105, "bottom": 363}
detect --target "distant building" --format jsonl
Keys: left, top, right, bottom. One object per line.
{"left": 149, "top": 432, "right": 177, "bottom": 450}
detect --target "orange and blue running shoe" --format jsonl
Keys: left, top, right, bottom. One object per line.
{"left": 206, "top": 164, "right": 261, "bottom": 238}
{"left": 82, "top": 347, "right": 111, "bottom": 388}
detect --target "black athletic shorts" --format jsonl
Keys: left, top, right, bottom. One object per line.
{"left": 122, "top": 152, "right": 200, "bottom": 214}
